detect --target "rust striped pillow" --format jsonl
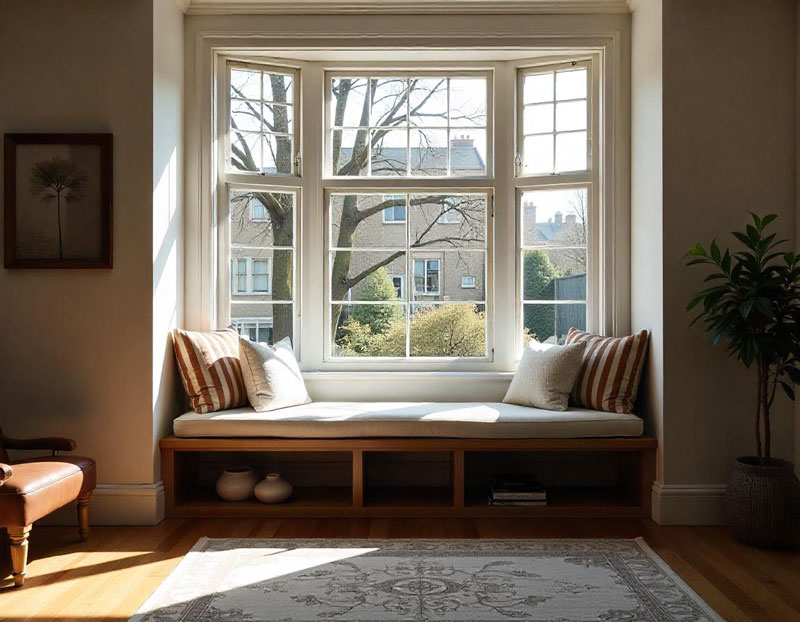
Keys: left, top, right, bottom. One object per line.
{"left": 172, "top": 327, "right": 247, "bottom": 413}
{"left": 565, "top": 328, "right": 649, "bottom": 414}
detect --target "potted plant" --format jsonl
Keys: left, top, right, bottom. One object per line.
{"left": 686, "top": 213, "right": 800, "bottom": 549}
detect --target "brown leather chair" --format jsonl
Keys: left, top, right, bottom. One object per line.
{"left": 0, "top": 427, "right": 96, "bottom": 587}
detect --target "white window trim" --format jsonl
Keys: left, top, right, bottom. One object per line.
{"left": 389, "top": 273, "right": 406, "bottom": 299}
{"left": 381, "top": 204, "right": 407, "bottom": 223}
{"left": 414, "top": 257, "right": 441, "bottom": 295}
{"left": 230, "top": 256, "right": 273, "bottom": 295}
{"left": 185, "top": 28, "right": 629, "bottom": 379}
{"left": 461, "top": 275, "right": 476, "bottom": 289}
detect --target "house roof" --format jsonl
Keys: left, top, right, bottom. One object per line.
{"left": 338, "top": 147, "right": 485, "bottom": 174}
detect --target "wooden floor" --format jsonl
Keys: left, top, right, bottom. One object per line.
{"left": 0, "top": 519, "right": 799, "bottom": 621}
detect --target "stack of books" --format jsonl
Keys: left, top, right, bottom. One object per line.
{"left": 489, "top": 473, "right": 547, "bottom": 506}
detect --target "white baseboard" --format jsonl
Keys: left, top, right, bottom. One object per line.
{"left": 37, "top": 481, "right": 166, "bottom": 526}
{"left": 651, "top": 482, "right": 727, "bottom": 525}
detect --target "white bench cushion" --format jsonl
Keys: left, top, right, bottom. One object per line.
{"left": 173, "top": 402, "right": 643, "bottom": 439}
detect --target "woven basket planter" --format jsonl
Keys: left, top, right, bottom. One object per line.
{"left": 725, "top": 457, "right": 800, "bottom": 549}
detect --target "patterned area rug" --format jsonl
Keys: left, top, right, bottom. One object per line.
{"left": 131, "top": 539, "right": 722, "bottom": 622}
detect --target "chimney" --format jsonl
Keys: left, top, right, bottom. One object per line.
{"left": 565, "top": 213, "right": 576, "bottom": 225}
{"left": 554, "top": 211, "right": 563, "bottom": 225}
{"left": 524, "top": 201, "right": 537, "bottom": 243}
{"left": 450, "top": 134, "right": 474, "bottom": 149}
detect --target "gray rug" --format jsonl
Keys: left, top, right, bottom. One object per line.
{"left": 131, "top": 538, "right": 722, "bottom": 622}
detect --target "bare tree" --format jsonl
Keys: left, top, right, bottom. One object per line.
{"left": 230, "top": 73, "right": 486, "bottom": 341}
{"left": 552, "top": 189, "right": 588, "bottom": 274}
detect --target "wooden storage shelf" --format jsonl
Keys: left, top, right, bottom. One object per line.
{"left": 161, "top": 436, "right": 656, "bottom": 519}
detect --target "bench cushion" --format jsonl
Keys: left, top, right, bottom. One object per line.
{"left": 173, "top": 402, "right": 643, "bottom": 439}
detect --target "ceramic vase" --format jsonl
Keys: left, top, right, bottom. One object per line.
{"left": 255, "top": 473, "right": 293, "bottom": 504}
{"left": 216, "top": 466, "right": 259, "bottom": 501}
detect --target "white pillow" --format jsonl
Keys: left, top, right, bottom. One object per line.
{"left": 503, "top": 340, "right": 586, "bottom": 411}
{"left": 239, "top": 337, "right": 311, "bottom": 412}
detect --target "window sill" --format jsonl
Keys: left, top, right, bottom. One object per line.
{"left": 302, "top": 371, "right": 514, "bottom": 383}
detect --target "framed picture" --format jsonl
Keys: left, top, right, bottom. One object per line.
{"left": 4, "top": 133, "right": 112, "bottom": 268}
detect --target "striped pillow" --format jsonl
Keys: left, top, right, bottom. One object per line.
{"left": 172, "top": 327, "right": 247, "bottom": 413}
{"left": 566, "top": 328, "right": 649, "bottom": 414}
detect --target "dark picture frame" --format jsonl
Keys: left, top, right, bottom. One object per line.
{"left": 4, "top": 133, "right": 113, "bottom": 268}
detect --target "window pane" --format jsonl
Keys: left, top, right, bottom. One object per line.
{"left": 522, "top": 249, "right": 586, "bottom": 301}
{"left": 556, "top": 68, "right": 587, "bottom": 101}
{"left": 332, "top": 129, "right": 369, "bottom": 176}
{"left": 556, "top": 100, "right": 586, "bottom": 132}
{"left": 370, "top": 77, "right": 409, "bottom": 126}
{"left": 409, "top": 303, "right": 486, "bottom": 357}
{"left": 230, "top": 249, "right": 292, "bottom": 300}
{"left": 330, "top": 252, "right": 406, "bottom": 302}
{"left": 230, "top": 68, "right": 261, "bottom": 100}
{"left": 230, "top": 131, "right": 262, "bottom": 172}
{"left": 332, "top": 303, "right": 406, "bottom": 357}
{"left": 328, "top": 73, "right": 489, "bottom": 178}
{"left": 555, "top": 131, "right": 587, "bottom": 172}
{"left": 449, "top": 129, "right": 486, "bottom": 176}
{"left": 524, "top": 103, "right": 553, "bottom": 134}
{"left": 229, "top": 63, "right": 296, "bottom": 175}
{"left": 370, "top": 128, "right": 407, "bottom": 176}
{"left": 410, "top": 128, "right": 448, "bottom": 176}
{"left": 409, "top": 78, "right": 448, "bottom": 127}
{"left": 263, "top": 134, "right": 293, "bottom": 175}
{"left": 262, "top": 103, "right": 293, "bottom": 134}
{"left": 231, "top": 99, "right": 262, "bottom": 132}
{"left": 521, "top": 188, "right": 588, "bottom": 247}
{"left": 412, "top": 251, "right": 485, "bottom": 302}
{"left": 523, "top": 303, "right": 585, "bottom": 345}
{"left": 330, "top": 194, "right": 407, "bottom": 249}
{"left": 231, "top": 190, "right": 294, "bottom": 247}
{"left": 522, "top": 134, "right": 553, "bottom": 175}
{"left": 232, "top": 305, "right": 292, "bottom": 346}
{"left": 409, "top": 194, "right": 486, "bottom": 249}
{"left": 523, "top": 72, "right": 554, "bottom": 104}
{"left": 449, "top": 78, "right": 487, "bottom": 127}
{"left": 263, "top": 71, "right": 294, "bottom": 104}
{"left": 331, "top": 77, "right": 369, "bottom": 127}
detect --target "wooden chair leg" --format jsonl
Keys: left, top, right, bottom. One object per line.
{"left": 77, "top": 492, "right": 92, "bottom": 542}
{"left": 8, "top": 525, "right": 32, "bottom": 588}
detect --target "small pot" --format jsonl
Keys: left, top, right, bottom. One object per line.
{"left": 216, "top": 466, "right": 259, "bottom": 501}
{"left": 255, "top": 473, "right": 293, "bottom": 504}
{"left": 725, "top": 457, "right": 800, "bottom": 549}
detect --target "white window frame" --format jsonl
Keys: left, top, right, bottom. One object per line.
{"left": 250, "top": 200, "right": 268, "bottom": 222}
{"left": 514, "top": 57, "right": 601, "bottom": 349}
{"left": 414, "top": 258, "right": 441, "bottom": 295}
{"left": 461, "top": 275, "right": 476, "bottom": 289}
{"left": 382, "top": 203, "right": 407, "bottom": 223}
{"left": 232, "top": 317, "right": 274, "bottom": 343}
{"left": 189, "top": 32, "right": 627, "bottom": 377}
{"left": 230, "top": 256, "right": 273, "bottom": 295}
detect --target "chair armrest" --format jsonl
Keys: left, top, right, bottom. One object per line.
{"left": 0, "top": 463, "right": 12, "bottom": 486}
{"left": 0, "top": 430, "right": 76, "bottom": 453}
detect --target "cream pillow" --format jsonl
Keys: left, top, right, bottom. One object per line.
{"left": 239, "top": 337, "right": 311, "bottom": 412}
{"left": 503, "top": 340, "right": 586, "bottom": 411}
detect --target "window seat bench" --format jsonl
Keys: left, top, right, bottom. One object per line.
{"left": 161, "top": 402, "right": 655, "bottom": 520}
{"left": 172, "top": 401, "right": 644, "bottom": 439}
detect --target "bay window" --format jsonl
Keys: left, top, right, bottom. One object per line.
{"left": 209, "top": 48, "right": 610, "bottom": 369}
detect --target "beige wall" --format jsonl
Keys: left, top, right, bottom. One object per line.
{"left": 663, "top": 0, "right": 796, "bottom": 478}
{"left": 0, "top": 0, "right": 184, "bottom": 511}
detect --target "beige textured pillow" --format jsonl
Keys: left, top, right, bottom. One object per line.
{"left": 239, "top": 337, "right": 311, "bottom": 412}
{"left": 503, "top": 340, "right": 586, "bottom": 411}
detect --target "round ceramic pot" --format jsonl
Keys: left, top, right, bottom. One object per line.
{"left": 725, "top": 457, "right": 800, "bottom": 549}
{"left": 216, "top": 466, "right": 259, "bottom": 502}
{"left": 255, "top": 473, "right": 293, "bottom": 504}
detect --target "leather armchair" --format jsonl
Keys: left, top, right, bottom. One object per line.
{"left": 0, "top": 427, "right": 96, "bottom": 587}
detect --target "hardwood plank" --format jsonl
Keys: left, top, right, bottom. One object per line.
{"left": 1, "top": 519, "right": 798, "bottom": 622}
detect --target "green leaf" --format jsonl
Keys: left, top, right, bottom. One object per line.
{"left": 739, "top": 299, "right": 754, "bottom": 319}
{"left": 780, "top": 381, "right": 795, "bottom": 401}
{"left": 784, "top": 366, "right": 800, "bottom": 383}
{"left": 721, "top": 250, "right": 731, "bottom": 273}
{"left": 761, "top": 214, "right": 778, "bottom": 229}
{"left": 685, "top": 243, "right": 707, "bottom": 257}
{"left": 710, "top": 240, "right": 721, "bottom": 263}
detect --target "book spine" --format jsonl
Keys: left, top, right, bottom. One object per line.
{"left": 490, "top": 492, "right": 547, "bottom": 500}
